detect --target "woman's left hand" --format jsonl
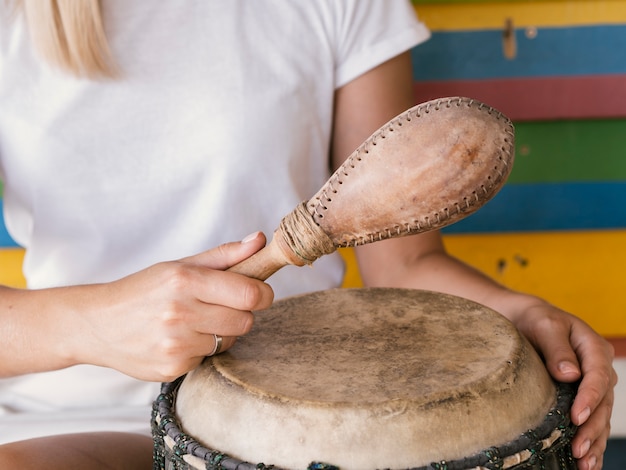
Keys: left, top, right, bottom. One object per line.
{"left": 511, "top": 302, "right": 617, "bottom": 470}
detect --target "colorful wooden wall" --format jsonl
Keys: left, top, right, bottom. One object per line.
{"left": 410, "top": 0, "right": 626, "bottom": 346}
{"left": 394, "top": 1, "right": 626, "bottom": 441}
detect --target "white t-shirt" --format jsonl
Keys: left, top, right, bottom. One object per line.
{"left": 0, "top": 1, "right": 429, "bottom": 442}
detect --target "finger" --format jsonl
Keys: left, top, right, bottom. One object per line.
{"left": 187, "top": 302, "right": 255, "bottom": 337}
{"left": 197, "top": 268, "right": 274, "bottom": 312}
{"left": 154, "top": 333, "right": 238, "bottom": 379}
{"left": 163, "top": 261, "right": 274, "bottom": 312}
{"left": 179, "top": 335, "right": 237, "bottom": 369}
{"left": 207, "top": 334, "right": 237, "bottom": 356}
{"left": 525, "top": 314, "right": 582, "bottom": 383}
{"left": 570, "top": 368, "right": 616, "bottom": 466}
{"left": 574, "top": 421, "right": 611, "bottom": 470}
{"left": 568, "top": 324, "right": 616, "bottom": 428}
{"left": 181, "top": 231, "right": 267, "bottom": 270}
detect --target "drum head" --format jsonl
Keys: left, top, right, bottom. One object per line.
{"left": 173, "top": 288, "right": 557, "bottom": 469}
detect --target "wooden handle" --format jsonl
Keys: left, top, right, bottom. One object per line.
{"left": 228, "top": 229, "right": 310, "bottom": 281}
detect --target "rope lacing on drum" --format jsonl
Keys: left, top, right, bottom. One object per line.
{"left": 151, "top": 380, "right": 579, "bottom": 470}
{"left": 307, "top": 462, "right": 339, "bottom": 470}
{"left": 482, "top": 446, "right": 504, "bottom": 470}
{"left": 420, "top": 382, "right": 578, "bottom": 470}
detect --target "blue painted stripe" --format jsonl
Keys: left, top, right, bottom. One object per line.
{"left": 444, "top": 182, "right": 626, "bottom": 234}
{"left": 0, "top": 198, "right": 18, "bottom": 247}
{"left": 412, "top": 24, "right": 626, "bottom": 81}
{"left": 4, "top": 184, "right": 625, "bottom": 243}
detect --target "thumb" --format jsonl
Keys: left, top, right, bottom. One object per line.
{"left": 181, "top": 231, "right": 267, "bottom": 270}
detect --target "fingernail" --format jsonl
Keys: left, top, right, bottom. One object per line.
{"left": 557, "top": 361, "right": 578, "bottom": 375}
{"left": 578, "top": 407, "right": 591, "bottom": 424}
{"left": 242, "top": 231, "right": 260, "bottom": 243}
{"left": 579, "top": 438, "right": 591, "bottom": 457}
{"left": 587, "top": 454, "right": 597, "bottom": 470}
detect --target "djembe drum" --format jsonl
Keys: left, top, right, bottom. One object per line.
{"left": 152, "top": 288, "right": 577, "bottom": 470}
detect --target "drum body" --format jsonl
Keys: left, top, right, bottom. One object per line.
{"left": 152, "top": 288, "right": 577, "bottom": 470}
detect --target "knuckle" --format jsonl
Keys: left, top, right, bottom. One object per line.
{"left": 159, "top": 336, "right": 185, "bottom": 357}
{"left": 240, "top": 281, "right": 272, "bottom": 310}
{"left": 163, "top": 263, "right": 194, "bottom": 293}
{"left": 159, "top": 301, "right": 187, "bottom": 325}
{"left": 238, "top": 312, "right": 255, "bottom": 335}
{"left": 533, "top": 314, "right": 563, "bottom": 333}
{"left": 154, "top": 340, "right": 190, "bottom": 381}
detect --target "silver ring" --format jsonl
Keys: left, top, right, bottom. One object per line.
{"left": 209, "top": 334, "right": 223, "bottom": 356}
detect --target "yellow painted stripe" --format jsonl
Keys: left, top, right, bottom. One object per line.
{"left": 339, "top": 247, "right": 362, "bottom": 289}
{"left": 446, "top": 230, "right": 626, "bottom": 337}
{"left": 414, "top": 1, "right": 626, "bottom": 31}
{"left": 0, "top": 248, "right": 26, "bottom": 288}
{"left": 341, "top": 230, "right": 626, "bottom": 337}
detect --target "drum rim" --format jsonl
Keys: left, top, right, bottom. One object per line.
{"left": 151, "top": 378, "right": 577, "bottom": 470}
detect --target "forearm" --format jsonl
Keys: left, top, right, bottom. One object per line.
{"left": 354, "top": 233, "right": 548, "bottom": 323}
{"left": 0, "top": 284, "right": 91, "bottom": 377}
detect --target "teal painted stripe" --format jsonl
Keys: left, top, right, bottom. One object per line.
{"left": 411, "top": 25, "right": 626, "bottom": 80}
{"left": 443, "top": 182, "right": 626, "bottom": 234}
{"left": 510, "top": 120, "right": 626, "bottom": 184}
{"left": 0, "top": 198, "right": 18, "bottom": 247}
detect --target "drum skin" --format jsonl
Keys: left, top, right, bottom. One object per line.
{"left": 175, "top": 288, "right": 556, "bottom": 470}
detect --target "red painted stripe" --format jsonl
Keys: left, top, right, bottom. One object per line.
{"left": 608, "top": 337, "right": 626, "bottom": 358}
{"left": 413, "top": 75, "right": 626, "bottom": 121}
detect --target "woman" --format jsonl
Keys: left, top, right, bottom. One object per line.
{"left": 0, "top": 1, "right": 615, "bottom": 468}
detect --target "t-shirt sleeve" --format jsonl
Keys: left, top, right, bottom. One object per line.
{"left": 333, "top": 0, "right": 430, "bottom": 88}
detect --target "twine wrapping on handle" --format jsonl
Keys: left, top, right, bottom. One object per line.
{"left": 278, "top": 201, "right": 336, "bottom": 265}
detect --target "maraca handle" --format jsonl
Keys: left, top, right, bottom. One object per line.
{"left": 229, "top": 201, "right": 337, "bottom": 280}
{"left": 228, "top": 230, "right": 307, "bottom": 281}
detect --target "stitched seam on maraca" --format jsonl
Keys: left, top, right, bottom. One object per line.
{"left": 310, "top": 97, "right": 515, "bottom": 247}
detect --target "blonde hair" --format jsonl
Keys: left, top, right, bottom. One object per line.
{"left": 19, "top": 0, "right": 117, "bottom": 78}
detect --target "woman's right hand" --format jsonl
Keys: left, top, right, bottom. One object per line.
{"left": 0, "top": 232, "right": 274, "bottom": 381}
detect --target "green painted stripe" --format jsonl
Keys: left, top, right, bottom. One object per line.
{"left": 509, "top": 119, "right": 626, "bottom": 184}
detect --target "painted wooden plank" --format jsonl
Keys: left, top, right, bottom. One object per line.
{"left": 510, "top": 119, "right": 626, "bottom": 183}
{"left": 342, "top": 228, "right": 626, "bottom": 338}
{"left": 0, "top": 248, "right": 25, "bottom": 288}
{"left": 0, "top": 198, "right": 18, "bottom": 247}
{"left": 413, "top": 74, "right": 626, "bottom": 121}
{"left": 411, "top": 25, "right": 626, "bottom": 81}
{"left": 0, "top": 231, "right": 14, "bottom": 247}
{"left": 443, "top": 229, "right": 626, "bottom": 337}
{"left": 446, "top": 182, "right": 626, "bottom": 234}
{"left": 612, "top": 338, "right": 626, "bottom": 357}
{"left": 414, "top": 1, "right": 626, "bottom": 31}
